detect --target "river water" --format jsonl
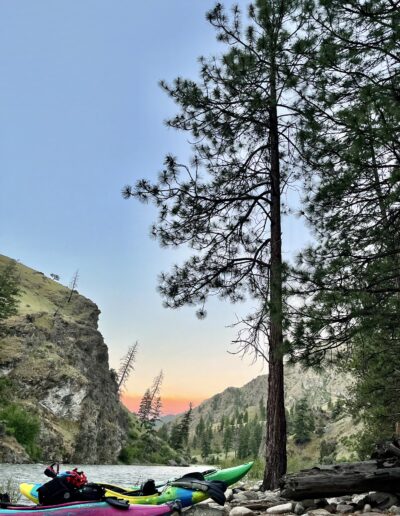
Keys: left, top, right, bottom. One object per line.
{"left": 0, "top": 463, "right": 214, "bottom": 488}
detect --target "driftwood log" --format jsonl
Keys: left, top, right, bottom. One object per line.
{"left": 280, "top": 461, "right": 400, "bottom": 500}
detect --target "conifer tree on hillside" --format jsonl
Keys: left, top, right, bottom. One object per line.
{"left": 179, "top": 403, "right": 193, "bottom": 447}
{"left": 290, "top": 0, "right": 400, "bottom": 453}
{"left": 169, "top": 403, "right": 193, "bottom": 450}
{"left": 292, "top": 397, "right": 314, "bottom": 445}
{"left": 223, "top": 424, "right": 234, "bottom": 457}
{"left": 137, "top": 389, "right": 152, "bottom": 427}
{"left": 137, "top": 371, "right": 164, "bottom": 430}
{"left": 0, "top": 260, "right": 20, "bottom": 321}
{"left": 249, "top": 418, "right": 263, "bottom": 456}
{"left": 238, "top": 423, "right": 251, "bottom": 459}
{"left": 117, "top": 342, "right": 138, "bottom": 393}
{"left": 125, "top": 1, "right": 309, "bottom": 486}
{"left": 157, "top": 423, "right": 169, "bottom": 442}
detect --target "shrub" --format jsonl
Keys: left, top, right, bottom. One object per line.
{"left": 0, "top": 403, "right": 41, "bottom": 456}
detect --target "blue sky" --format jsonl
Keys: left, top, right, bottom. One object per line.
{"left": 0, "top": 1, "right": 310, "bottom": 411}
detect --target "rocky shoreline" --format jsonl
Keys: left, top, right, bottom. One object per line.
{"left": 185, "top": 482, "right": 400, "bottom": 516}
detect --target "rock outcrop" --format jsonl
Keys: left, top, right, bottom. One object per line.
{"left": 0, "top": 255, "right": 129, "bottom": 463}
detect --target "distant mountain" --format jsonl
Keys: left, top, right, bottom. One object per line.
{"left": 173, "top": 363, "right": 350, "bottom": 432}
{"left": 163, "top": 363, "right": 357, "bottom": 465}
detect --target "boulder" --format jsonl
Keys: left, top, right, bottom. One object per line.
{"left": 367, "top": 492, "right": 398, "bottom": 510}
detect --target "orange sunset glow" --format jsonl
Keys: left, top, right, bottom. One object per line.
{"left": 122, "top": 393, "right": 204, "bottom": 415}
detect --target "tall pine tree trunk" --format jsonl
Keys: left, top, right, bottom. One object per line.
{"left": 262, "top": 61, "right": 287, "bottom": 490}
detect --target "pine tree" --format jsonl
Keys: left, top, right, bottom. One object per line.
{"left": 117, "top": 342, "right": 138, "bottom": 393}
{"left": 137, "top": 389, "right": 152, "bottom": 427}
{"left": 201, "top": 425, "right": 213, "bottom": 459}
{"left": 292, "top": 398, "right": 315, "bottom": 445}
{"left": 238, "top": 423, "right": 251, "bottom": 459}
{"left": 137, "top": 371, "right": 164, "bottom": 431}
{"left": 169, "top": 421, "right": 182, "bottom": 449}
{"left": 223, "top": 425, "right": 234, "bottom": 457}
{"left": 150, "top": 396, "right": 162, "bottom": 427}
{"left": 179, "top": 403, "right": 193, "bottom": 448}
{"left": 157, "top": 423, "right": 169, "bottom": 442}
{"left": 195, "top": 416, "right": 205, "bottom": 439}
{"left": 249, "top": 419, "right": 263, "bottom": 456}
{"left": 0, "top": 260, "right": 20, "bottom": 321}
{"left": 289, "top": 0, "right": 400, "bottom": 454}
{"left": 124, "top": 0, "right": 310, "bottom": 488}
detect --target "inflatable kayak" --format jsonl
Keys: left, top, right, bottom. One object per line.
{"left": 0, "top": 500, "right": 180, "bottom": 516}
{"left": 20, "top": 462, "right": 253, "bottom": 507}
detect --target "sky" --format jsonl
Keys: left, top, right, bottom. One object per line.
{"left": 0, "top": 1, "right": 310, "bottom": 414}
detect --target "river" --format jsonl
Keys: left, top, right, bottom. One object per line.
{"left": 0, "top": 463, "right": 214, "bottom": 488}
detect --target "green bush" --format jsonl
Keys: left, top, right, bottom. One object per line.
{"left": 119, "top": 433, "right": 181, "bottom": 465}
{"left": 0, "top": 378, "right": 13, "bottom": 405}
{"left": 0, "top": 403, "right": 41, "bottom": 457}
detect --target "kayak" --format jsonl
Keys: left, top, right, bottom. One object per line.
{"left": 128, "top": 461, "right": 254, "bottom": 491}
{"left": 20, "top": 462, "right": 253, "bottom": 507}
{"left": 0, "top": 500, "right": 179, "bottom": 516}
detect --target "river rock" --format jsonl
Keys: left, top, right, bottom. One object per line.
{"left": 229, "top": 508, "right": 255, "bottom": 516}
{"left": 232, "top": 493, "right": 251, "bottom": 503}
{"left": 239, "top": 491, "right": 259, "bottom": 501}
{"left": 267, "top": 502, "right": 294, "bottom": 513}
{"left": 241, "top": 501, "right": 279, "bottom": 511}
{"left": 336, "top": 504, "right": 355, "bottom": 513}
{"left": 306, "top": 510, "right": 332, "bottom": 516}
{"left": 226, "top": 490, "right": 233, "bottom": 502}
{"left": 302, "top": 500, "right": 319, "bottom": 510}
{"left": 388, "top": 507, "right": 400, "bottom": 514}
{"left": 367, "top": 493, "right": 398, "bottom": 510}
{"left": 294, "top": 503, "right": 305, "bottom": 515}
{"left": 352, "top": 495, "right": 369, "bottom": 505}
{"left": 185, "top": 504, "right": 228, "bottom": 516}
{"left": 363, "top": 505, "right": 372, "bottom": 513}
{"left": 258, "top": 491, "right": 284, "bottom": 503}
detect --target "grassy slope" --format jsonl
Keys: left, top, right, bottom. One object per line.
{"left": 0, "top": 255, "right": 95, "bottom": 323}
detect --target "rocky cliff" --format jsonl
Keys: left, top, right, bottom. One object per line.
{"left": 0, "top": 255, "right": 129, "bottom": 463}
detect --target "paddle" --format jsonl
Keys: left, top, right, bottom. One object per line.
{"left": 169, "top": 478, "right": 227, "bottom": 506}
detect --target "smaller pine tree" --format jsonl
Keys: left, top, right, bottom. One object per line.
{"left": 0, "top": 260, "right": 21, "bottom": 321}
{"left": 292, "top": 398, "right": 315, "bottom": 445}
